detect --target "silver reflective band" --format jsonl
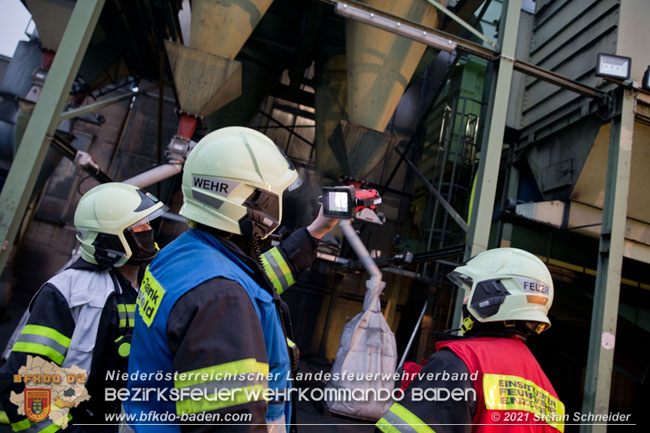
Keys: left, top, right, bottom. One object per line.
{"left": 263, "top": 252, "right": 289, "bottom": 293}
{"left": 15, "top": 334, "right": 68, "bottom": 359}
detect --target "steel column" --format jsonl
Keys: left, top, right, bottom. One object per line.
{"left": 580, "top": 85, "right": 636, "bottom": 433}
{"left": 451, "top": 0, "right": 522, "bottom": 329}
{"left": 0, "top": 0, "right": 106, "bottom": 272}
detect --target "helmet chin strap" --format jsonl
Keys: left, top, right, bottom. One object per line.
{"left": 252, "top": 235, "right": 265, "bottom": 269}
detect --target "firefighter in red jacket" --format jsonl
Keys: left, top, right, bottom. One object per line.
{"left": 377, "top": 248, "right": 565, "bottom": 433}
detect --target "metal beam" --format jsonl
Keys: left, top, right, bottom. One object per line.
{"left": 59, "top": 85, "right": 155, "bottom": 122}
{"left": 326, "top": 0, "right": 494, "bottom": 59}
{"left": 452, "top": 0, "right": 523, "bottom": 329}
{"left": 395, "top": 148, "right": 469, "bottom": 233}
{"left": 0, "top": 0, "right": 105, "bottom": 271}
{"left": 580, "top": 84, "right": 636, "bottom": 433}
{"left": 512, "top": 59, "right": 608, "bottom": 100}
{"left": 425, "top": 0, "right": 496, "bottom": 48}
{"left": 324, "top": 0, "right": 608, "bottom": 102}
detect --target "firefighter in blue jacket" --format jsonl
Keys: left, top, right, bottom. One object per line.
{"left": 126, "top": 127, "right": 338, "bottom": 433}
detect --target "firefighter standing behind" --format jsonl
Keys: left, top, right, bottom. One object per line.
{"left": 125, "top": 127, "right": 339, "bottom": 433}
{"left": 376, "top": 248, "right": 565, "bottom": 433}
{"left": 0, "top": 182, "right": 167, "bottom": 432}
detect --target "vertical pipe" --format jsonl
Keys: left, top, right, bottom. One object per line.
{"left": 580, "top": 85, "right": 636, "bottom": 433}
{"left": 453, "top": 0, "right": 522, "bottom": 329}
{"left": 0, "top": 0, "right": 106, "bottom": 273}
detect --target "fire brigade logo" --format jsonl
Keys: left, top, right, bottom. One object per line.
{"left": 25, "top": 389, "right": 51, "bottom": 422}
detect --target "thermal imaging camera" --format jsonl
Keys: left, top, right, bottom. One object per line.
{"left": 322, "top": 187, "right": 382, "bottom": 219}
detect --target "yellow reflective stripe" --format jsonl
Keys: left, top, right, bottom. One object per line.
{"left": 40, "top": 422, "right": 63, "bottom": 433}
{"left": 10, "top": 413, "right": 69, "bottom": 432}
{"left": 260, "top": 253, "right": 283, "bottom": 293}
{"left": 175, "top": 358, "right": 269, "bottom": 388}
{"left": 174, "top": 359, "right": 269, "bottom": 415}
{"left": 377, "top": 417, "right": 409, "bottom": 433}
{"left": 21, "top": 325, "right": 70, "bottom": 348}
{"left": 483, "top": 374, "right": 565, "bottom": 432}
{"left": 385, "top": 403, "right": 435, "bottom": 433}
{"left": 12, "top": 342, "right": 64, "bottom": 365}
{"left": 175, "top": 384, "right": 265, "bottom": 415}
{"left": 0, "top": 411, "right": 9, "bottom": 424}
{"left": 269, "top": 248, "right": 294, "bottom": 287}
{"left": 11, "top": 418, "right": 32, "bottom": 431}
{"left": 286, "top": 338, "right": 296, "bottom": 348}
{"left": 261, "top": 247, "right": 295, "bottom": 295}
{"left": 117, "top": 304, "right": 136, "bottom": 312}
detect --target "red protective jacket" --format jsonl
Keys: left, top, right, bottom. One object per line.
{"left": 436, "top": 337, "right": 564, "bottom": 432}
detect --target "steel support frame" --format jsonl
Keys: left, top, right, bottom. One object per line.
{"left": 425, "top": 0, "right": 496, "bottom": 48}
{"left": 396, "top": 149, "right": 469, "bottom": 232}
{"left": 0, "top": 0, "right": 106, "bottom": 272}
{"left": 580, "top": 85, "right": 636, "bottom": 433}
{"left": 59, "top": 85, "right": 155, "bottom": 121}
{"left": 325, "top": 0, "right": 607, "bottom": 101}
{"left": 451, "top": 0, "right": 522, "bottom": 328}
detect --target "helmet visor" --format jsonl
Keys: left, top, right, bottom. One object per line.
{"left": 127, "top": 205, "right": 168, "bottom": 232}
{"left": 273, "top": 143, "right": 302, "bottom": 192}
{"left": 448, "top": 271, "right": 473, "bottom": 292}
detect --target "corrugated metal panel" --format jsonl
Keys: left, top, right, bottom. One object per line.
{"left": 520, "top": 0, "right": 620, "bottom": 129}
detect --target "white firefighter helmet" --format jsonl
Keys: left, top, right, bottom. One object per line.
{"left": 74, "top": 182, "right": 167, "bottom": 268}
{"left": 179, "top": 126, "right": 301, "bottom": 239}
{"left": 448, "top": 248, "right": 554, "bottom": 333}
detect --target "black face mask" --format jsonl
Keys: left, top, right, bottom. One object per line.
{"left": 124, "top": 229, "right": 157, "bottom": 264}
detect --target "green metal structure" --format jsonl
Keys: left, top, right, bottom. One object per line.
{"left": 581, "top": 85, "right": 636, "bottom": 433}
{"left": 0, "top": 0, "right": 105, "bottom": 274}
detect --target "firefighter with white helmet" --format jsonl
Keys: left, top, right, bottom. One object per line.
{"left": 126, "top": 127, "right": 338, "bottom": 433}
{"left": 377, "top": 248, "right": 565, "bottom": 433}
{"left": 0, "top": 182, "right": 166, "bottom": 432}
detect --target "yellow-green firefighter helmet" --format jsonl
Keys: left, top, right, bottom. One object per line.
{"left": 179, "top": 126, "right": 301, "bottom": 239}
{"left": 448, "top": 248, "right": 554, "bottom": 333}
{"left": 74, "top": 182, "right": 166, "bottom": 268}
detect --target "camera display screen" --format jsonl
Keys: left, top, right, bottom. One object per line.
{"left": 328, "top": 191, "right": 349, "bottom": 212}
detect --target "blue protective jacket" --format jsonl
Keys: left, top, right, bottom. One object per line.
{"left": 126, "top": 229, "right": 294, "bottom": 432}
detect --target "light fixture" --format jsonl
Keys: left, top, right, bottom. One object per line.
{"left": 335, "top": 2, "right": 457, "bottom": 53}
{"left": 596, "top": 53, "right": 631, "bottom": 80}
{"left": 643, "top": 66, "right": 650, "bottom": 91}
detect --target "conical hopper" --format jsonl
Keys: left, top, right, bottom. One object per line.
{"left": 190, "top": 0, "right": 274, "bottom": 58}
{"left": 314, "top": 55, "right": 348, "bottom": 180}
{"left": 164, "top": 40, "right": 242, "bottom": 117}
{"left": 25, "top": 0, "right": 75, "bottom": 51}
{"left": 346, "top": 0, "right": 438, "bottom": 131}
{"left": 328, "top": 120, "right": 402, "bottom": 180}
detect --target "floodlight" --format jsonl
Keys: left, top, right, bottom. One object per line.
{"left": 596, "top": 53, "right": 631, "bottom": 80}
